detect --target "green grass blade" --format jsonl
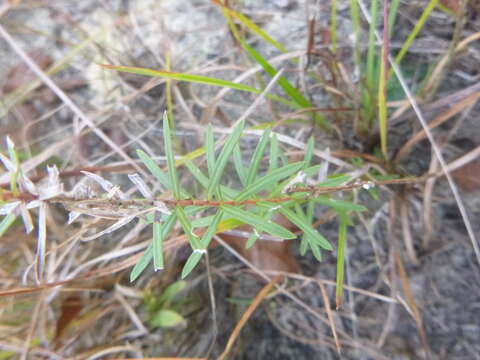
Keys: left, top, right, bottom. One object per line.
{"left": 181, "top": 251, "right": 204, "bottom": 279}
{"left": 246, "top": 231, "right": 259, "bottom": 249}
{"left": 200, "top": 209, "right": 224, "bottom": 249}
{"left": 222, "top": 205, "right": 296, "bottom": 240}
{"left": 176, "top": 206, "right": 201, "bottom": 249}
{"left": 331, "top": 0, "right": 337, "bottom": 54}
{"left": 246, "top": 129, "right": 271, "bottom": 186}
{"left": 207, "top": 120, "right": 245, "bottom": 199}
{"left": 279, "top": 206, "right": 332, "bottom": 250}
{"left": 212, "top": 0, "right": 288, "bottom": 53}
{"left": 318, "top": 175, "right": 351, "bottom": 187}
{"left": 335, "top": 213, "right": 349, "bottom": 309}
{"left": 315, "top": 196, "right": 367, "bottom": 212}
{"left": 366, "top": 0, "right": 379, "bottom": 94}
{"left": 0, "top": 213, "right": 16, "bottom": 238}
{"left": 233, "top": 144, "right": 247, "bottom": 187}
{"left": 163, "top": 112, "right": 181, "bottom": 199}
{"left": 387, "top": 0, "right": 401, "bottom": 37}
{"left": 130, "top": 242, "right": 153, "bottom": 282}
{"left": 184, "top": 159, "right": 209, "bottom": 189}
{"left": 236, "top": 162, "right": 304, "bottom": 201}
{"left": 206, "top": 124, "right": 216, "bottom": 178}
{"left": 152, "top": 221, "right": 164, "bottom": 271}
{"left": 100, "top": 64, "right": 261, "bottom": 94}
{"left": 137, "top": 149, "right": 171, "bottom": 190}
{"left": 393, "top": 0, "right": 439, "bottom": 67}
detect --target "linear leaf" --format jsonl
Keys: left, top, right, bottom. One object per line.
{"left": 184, "top": 159, "right": 209, "bottom": 189}
{"left": 246, "top": 129, "right": 271, "bottom": 186}
{"left": 246, "top": 231, "right": 259, "bottom": 249}
{"left": 137, "top": 149, "right": 171, "bottom": 190}
{"left": 212, "top": 0, "right": 288, "bottom": 53}
{"left": 101, "top": 64, "right": 261, "bottom": 93}
{"left": 279, "top": 206, "right": 332, "bottom": 250}
{"left": 130, "top": 242, "right": 153, "bottom": 282}
{"left": 0, "top": 213, "right": 16, "bottom": 238}
{"left": 318, "top": 175, "right": 351, "bottom": 187}
{"left": 207, "top": 120, "right": 245, "bottom": 199}
{"left": 181, "top": 251, "right": 204, "bottom": 279}
{"left": 236, "top": 162, "right": 304, "bottom": 201}
{"left": 150, "top": 309, "right": 185, "bottom": 328}
{"left": 336, "top": 213, "right": 349, "bottom": 308}
{"left": 206, "top": 124, "right": 216, "bottom": 178}
{"left": 163, "top": 112, "right": 181, "bottom": 199}
{"left": 153, "top": 221, "right": 164, "bottom": 270}
{"left": 184, "top": 160, "right": 238, "bottom": 199}
{"left": 233, "top": 144, "right": 247, "bottom": 187}
{"left": 176, "top": 206, "right": 201, "bottom": 249}
{"left": 200, "top": 209, "right": 223, "bottom": 249}
{"left": 315, "top": 196, "right": 367, "bottom": 212}
{"left": 222, "top": 205, "right": 295, "bottom": 239}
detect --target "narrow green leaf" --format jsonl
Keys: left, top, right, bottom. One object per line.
{"left": 101, "top": 64, "right": 260, "bottom": 93}
{"left": 268, "top": 133, "right": 279, "bottom": 172}
{"left": 158, "top": 280, "right": 187, "bottom": 305}
{"left": 233, "top": 144, "right": 247, "bottom": 187}
{"left": 315, "top": 196, "right": 367, "bottom": 212}
{"left": 336, "top": 213, "right": 349, "bottom": 308}
{"left": 176, "top": 206, "right": 201, "bottom": 249}
{"left": 0, "top": 213, "right": 16, "bottom": 238}
{"left": 200, "top": 209, "right": 223, "bottom": 249}
{"left": 311, "top": 242, "right": 322, "bottom": 261}
{"left": 299, "top": 236, "right": 308, "bottom": 255}
{"left": 184, "top": 159, "right": 209, "bottom": 189}
{"left": 279, "top": 206, "right": 332, "bottom": 250}
{"left": 212, "top": 0, "right": 288, "bottom": 53}
{"left": 150, "top": 309, "right": 185, "bottom": 328}
{"left": 318, "top": 175, "right": 351, "bottom": 187}
{"left": 246, "top": 231, "right": 259, "bottom": 249}
{"left": 163, "top": 112, "right": 181, "bottom": 199}
{"left": 222, "top": 205, "right": 296, "bottom": 239}
{"left": 153, "top": 221, "right": 164, "bottom": 270}
{"left": 207, "top": 120, "right": 245, "bottom": 199}
{"left": 137, "top": 149, "right": 171, "bottom": 190}
{"left": 246, "top": 129, "right": 271, "bottom": 186}
{"left": 182, "top": 251, "right": 204, "bottom": 279}
{"left": 206, "top": 124, "right": 216, "bottom": 178}
{"left": 130, "top": 242, "right": 153, "bottom": 282}
{"left": 236, "top": 162, "right": 304, "bottom": 201}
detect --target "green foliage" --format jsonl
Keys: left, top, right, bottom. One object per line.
{"left": 131, "top": 112, "right": 368, "bottom": 283}
{"left": 143, "top": 281, "right": 187, "bottom": 328}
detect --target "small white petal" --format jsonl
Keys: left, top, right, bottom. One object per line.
{"left": 0, "top": 201, "right": 20, "bottom": 215}
{"left": 81, "top": 171, "right": 127, "bottom": 199}
{"left": 154, "top": 201, "right": 171, "bottom": 215}
{"left": 128, "top": 173, "right": 153, "bottom": 199}
{"left": 282, "top": 171, "right": 307, "bottom": 193}
{"left": 82, "top": 216, "right": 135, "bottom": 241}
{"left": 20, "top": 175, "right": 39, "bottom": 195}
{"left": 35, "top": 203, "right": 47, "bottom": 283}
{"left": 0, "top": 152, "right": 14, "bottom": 172}
{"left": 26, "top": 200, "right": 42, "bottom": 209}
{"left": 20, "top": 204, "right": 34, "bottom": 234}
{"left": 67, "top": 212, "right": 81, "bottom": 224}
{"left": 193, "top": 249, "right": 207, "bottom": 254}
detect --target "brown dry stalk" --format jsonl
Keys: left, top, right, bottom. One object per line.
{"left": 45, "top": 175, "right": 433, "bottom": 212}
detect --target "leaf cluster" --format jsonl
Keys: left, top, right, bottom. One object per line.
{"left": 131, "top": 112, "right": 366, "bottom": 282}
